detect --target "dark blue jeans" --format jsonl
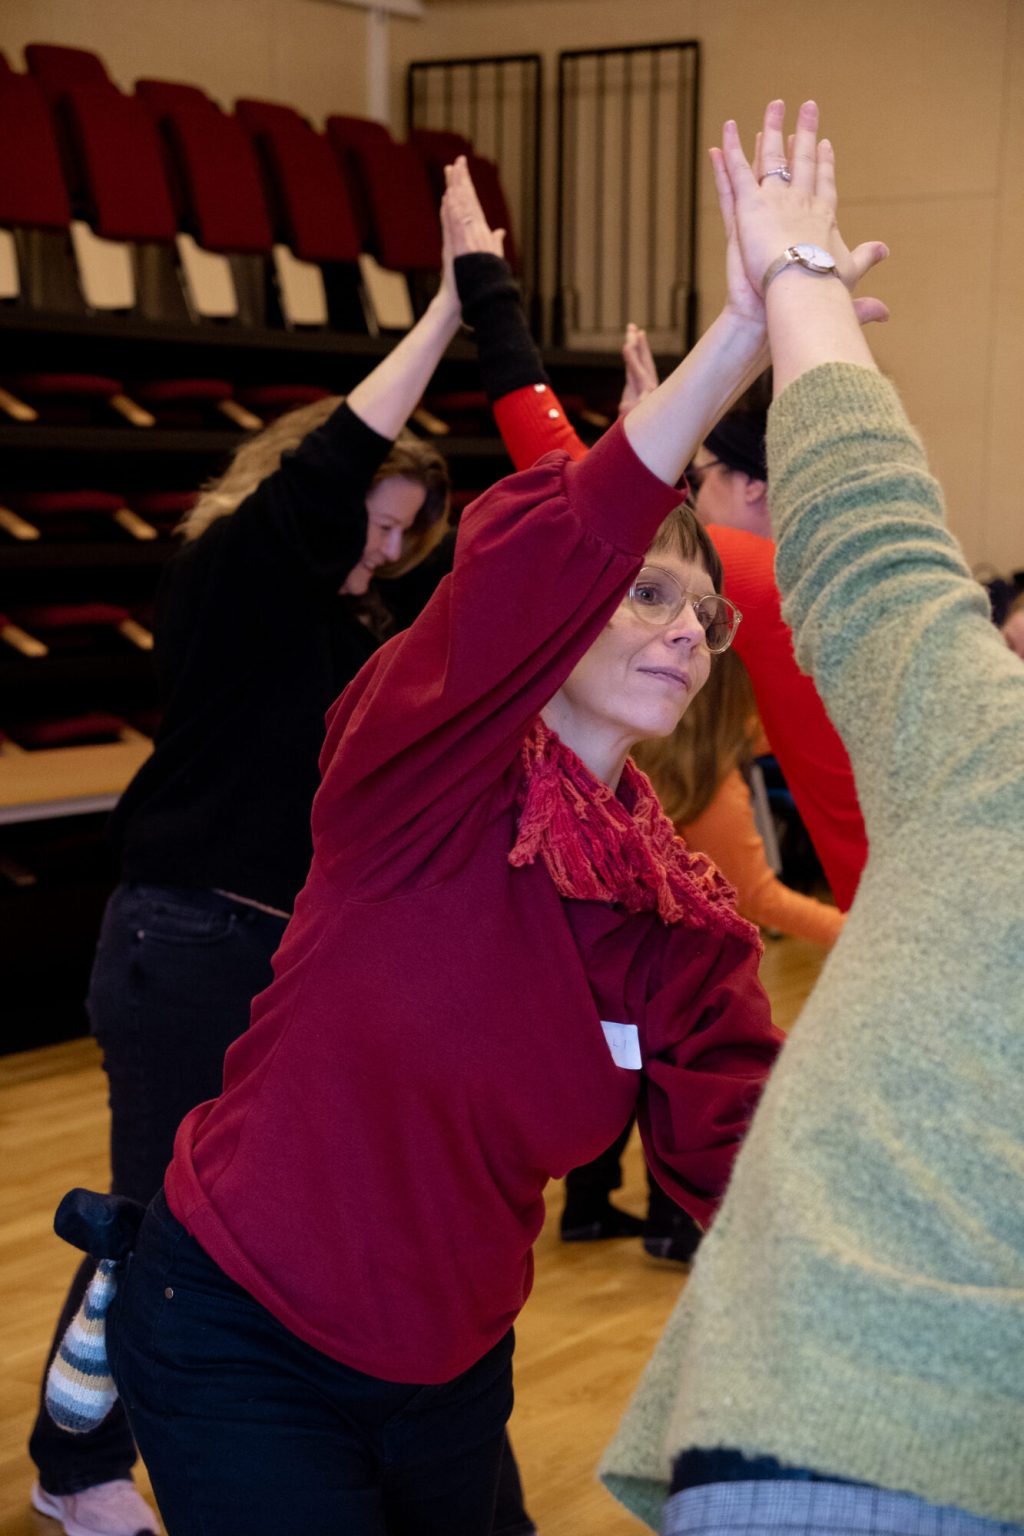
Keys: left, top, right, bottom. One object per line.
{"left": 109, "top": 1192, "right": 515, "bottom": 1536}
{"left": 30, "top": 882, "right": 286, "bottom": 1494}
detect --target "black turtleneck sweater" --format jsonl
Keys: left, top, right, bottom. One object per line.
{"left": 111, "top": 401, "right": 391, "bottom": 911}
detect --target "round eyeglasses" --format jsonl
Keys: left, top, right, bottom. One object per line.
{"left": 686, "top": 457, "right": 723, "bottom": 494}
{"left": 625, "top": 565, "right": 742, "bottom": 653}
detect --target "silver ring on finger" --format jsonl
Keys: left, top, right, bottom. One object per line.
{"left": 759, "top": 166, "right": 792, "bottom": 185}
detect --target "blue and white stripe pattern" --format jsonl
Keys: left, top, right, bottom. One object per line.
{"left": 45, "top": 1259, "right": 120, "bottom": 1433}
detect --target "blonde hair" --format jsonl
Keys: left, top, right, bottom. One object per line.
{"left": 179, "top": 397, "right": 450, "bottom": 576}
{"left": 633, "top": 648, "right": 760, "bottom": 826}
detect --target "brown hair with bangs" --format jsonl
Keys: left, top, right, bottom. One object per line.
{"left": 647, "top": 503, "right": 724, "bottom": 593}
{"left": 633, "top": 503, "right": 752, "bottom": 825}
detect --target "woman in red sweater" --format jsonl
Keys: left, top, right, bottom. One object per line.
{"left": 102, "top": 165, "right": 785, "bottom": 1536}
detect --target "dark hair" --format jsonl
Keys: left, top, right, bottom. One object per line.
{"left": 648, "top": 503, "right": 724, "bottom": 592}
{"left": 704, "top": 406, "right": 768, "bottom": 483}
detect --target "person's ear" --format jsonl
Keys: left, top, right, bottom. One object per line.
{"left": 744, "top": 477, "right": 767, "bottom": 504}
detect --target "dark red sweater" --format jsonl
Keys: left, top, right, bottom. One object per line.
{"left": 166, "top": 422, "right": 781, "bottom": 1384}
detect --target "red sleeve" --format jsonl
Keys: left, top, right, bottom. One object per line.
{"left": 638, "top": 929, "right": 783, "bottom": 1228}
{"left": 493, "top": 383, "right": 589, "bottom": 470}
{"left": 312, "top": 421, "right": 683, "bottom": 899}
{"left": 707, "top": 523, "right": 868, "bottom": 911}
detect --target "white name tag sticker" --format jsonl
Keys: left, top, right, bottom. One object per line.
{"left": 600, "top": 1020, "right": 642, "bottom": 1070}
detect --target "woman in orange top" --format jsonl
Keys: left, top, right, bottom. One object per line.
{"left": 635, "top": 650, "right": 844, "bottom": 948}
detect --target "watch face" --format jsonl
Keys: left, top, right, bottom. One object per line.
{"left": 792, "top": 243, "right": 837, "bottom": 273}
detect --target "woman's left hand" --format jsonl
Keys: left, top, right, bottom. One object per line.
{"left": 711, "top": 100, "right": 889, "bottom": 328}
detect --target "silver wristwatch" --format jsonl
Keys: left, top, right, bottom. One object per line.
{"left": 761, "top": 243, "right": 839, "bottom": 294}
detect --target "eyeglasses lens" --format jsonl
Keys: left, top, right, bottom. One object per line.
{"left": 699, "top": 598, "right": 731, "bottom": 651}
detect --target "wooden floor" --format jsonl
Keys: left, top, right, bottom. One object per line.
{"left": 0, "top": 935, "right": 826, "bottom": 1535}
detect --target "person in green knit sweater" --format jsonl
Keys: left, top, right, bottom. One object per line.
{"left": 601, "top": 98, "right": 1024, "bottom": 1534}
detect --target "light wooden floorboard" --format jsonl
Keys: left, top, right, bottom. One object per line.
{"left": 0, "top": 935, "right": 824, "bottom": 1534}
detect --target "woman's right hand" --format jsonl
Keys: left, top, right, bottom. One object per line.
{"left": 442, "top": 157, "right": 506, "bottom": 261}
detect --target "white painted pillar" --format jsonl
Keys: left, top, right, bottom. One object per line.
{"left": 366, "top": 6, "right": 390, "bottom": 125}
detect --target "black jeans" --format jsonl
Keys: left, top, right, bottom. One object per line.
{"left": 30, "top": 882, "right": 286, "bottom": 1494}
{"left": 110, "top": 1192, "right": 515, "bottom": 1536}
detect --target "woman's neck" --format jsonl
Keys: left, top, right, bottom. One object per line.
{"left": 540, "top": 701, "right": 632, "bottom": 790}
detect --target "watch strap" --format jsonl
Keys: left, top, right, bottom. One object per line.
{"left": 761, "top": 246, "right": 839, "bottom": 295}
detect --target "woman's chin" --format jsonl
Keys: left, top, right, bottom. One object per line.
{"left": 340, "top": 567, "right": 372, "bottom": 597}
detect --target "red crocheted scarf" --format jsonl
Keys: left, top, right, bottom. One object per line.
{"left": 509, "top": 718, "right": 761, "bottom": 951}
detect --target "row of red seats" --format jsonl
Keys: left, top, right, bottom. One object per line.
{"left": 0, "top": 41, "right": 516, "bottom": 327}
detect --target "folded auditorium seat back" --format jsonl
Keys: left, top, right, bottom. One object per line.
{"left": 235, "top": 383, "right": 332, "bottom": 419}
{"left": 11, "top": 602, "right": 154, "bottom": 651}
{"left": 6, "top": 489, "right": 159, "bottom": 542}
{"left": 138, "top": 85, "right": 274, "bottom": 323}
{"left": 7, "top": 373, "right": 154, "bottom": 427}
{"left": 0, "top": 70, "right": 78, "bottom": 308}
{"left": 5, "top": 712, "right": 136, "bottom": 749}
{"left": 132, "top": 378, "right": 263, "bottom": 431}
{"left": 410, "top": 128, "right": 519, "bottom": 272}
{"left": 25, "top": 44, "right": 115, "bottom": 99}
{"left": 327, "top": 115, "right": 442, "bottom": 275}
{"left": 60, "top": 83, "right": 187, "bottom": 317}
{"left": 236, "top": 97, "right": 366, "bottom": 329}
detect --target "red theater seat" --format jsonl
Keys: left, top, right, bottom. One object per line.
{"left": 0, "top": 71, "right": 71, "bottom": 233}
{"left": 236, "top": 98, "right": 361, "bottom": 265}
{"left": 62, "top": 85, "right": 177, "bottom": 243}
{"left": 411, "top": 128, "right": 518, "bottom": 270}
{"left": 327, "top": 115, "right": 441, "bottom": 274}
{"left": 25, "top": 43, "right": 115, "bottom": 99}
{"left": 135, "top": 78, "right": 219, "bottom": 117}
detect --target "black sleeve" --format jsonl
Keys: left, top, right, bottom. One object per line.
{"left": 454, "top": 253, "right": 551, "bottom": 402}
{"left": 227, "top": 400, "right": 394, "bottom": 592}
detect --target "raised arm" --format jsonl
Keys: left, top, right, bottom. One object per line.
{"left": 345, "top": 200, "right": 462, "bottom": 439}
{"left": 718, "top": 100, "right": 1019, "bottom": 834}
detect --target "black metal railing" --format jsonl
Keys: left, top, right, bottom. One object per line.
{"left": 556, "top": 41, "right": 700, "bottom": 351}
{"left": 407, "top": 54, "right": 543, "bottom": 326}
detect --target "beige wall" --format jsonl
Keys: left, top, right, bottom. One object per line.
{"left": 394, "top": 0, "right": 1024, "bottom": 573}
{"left": 0, "top": 0, "right": 370, "bottom": 124}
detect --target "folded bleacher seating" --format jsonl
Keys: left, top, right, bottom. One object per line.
{"left": 60, "top": 83, "right": 186, "bottom": 316}
{"left": 137, "top": 82, "right": 274, "bottom": 324}
{"left": 5, "top": 489, "right": 160, "bottom": 542}
{"left": 0, "top": 69, "right": 81, "bottom": 310}
{"left": 25, "top": 43, "right": 115, "bottom": 99}
{"left": 411, "top": 126, "right": 519, "bottom": 272}
{"left": 326, "top": 115, "right": 442, "bottom": 287}
{"left": 235, "top": 98, "right": 366, "bottom": 329}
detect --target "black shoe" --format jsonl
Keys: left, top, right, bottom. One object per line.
{"left": 642, "top": 1208, "right": 703, "bottom": 1265}
{"left": 560, "top": 1199, "right": 645, "bottom": 1242}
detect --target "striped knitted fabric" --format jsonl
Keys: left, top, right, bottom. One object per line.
{"left": 45, "top": 1259, "right": 120, "bottom": 1433}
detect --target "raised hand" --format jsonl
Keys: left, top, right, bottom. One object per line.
{"left": 618, "top": 323, "right": 660, "bottom": 417}
{"left": 442, "top": 156, "right": 506, "bottom": 260}
{"left": 711, "top": 100, "right": 889, "bottom": 326}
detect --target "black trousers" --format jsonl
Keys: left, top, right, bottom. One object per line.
{"left": 110, "top": 1193, "right": 514, "bottom": 1536}
{"left": 30, "top": 883, "right": 286, "bottom": 1494}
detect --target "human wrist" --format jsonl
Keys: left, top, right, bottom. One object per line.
{"left": 766, "top": 277, "right": 875, "bottom": 392}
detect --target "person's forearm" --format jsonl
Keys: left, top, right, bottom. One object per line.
{"left": 622, "top": 309, "right": 765, "bottom": 486}
{"left": 346, "top": 293, "right": 462, "bottom": 440}
{"left": 766, "top": 273, "right": 876, "bottom": 395}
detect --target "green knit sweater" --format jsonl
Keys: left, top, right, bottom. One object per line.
{"left": 601, "top": 364, "right": 1024, "bottom": 1526}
